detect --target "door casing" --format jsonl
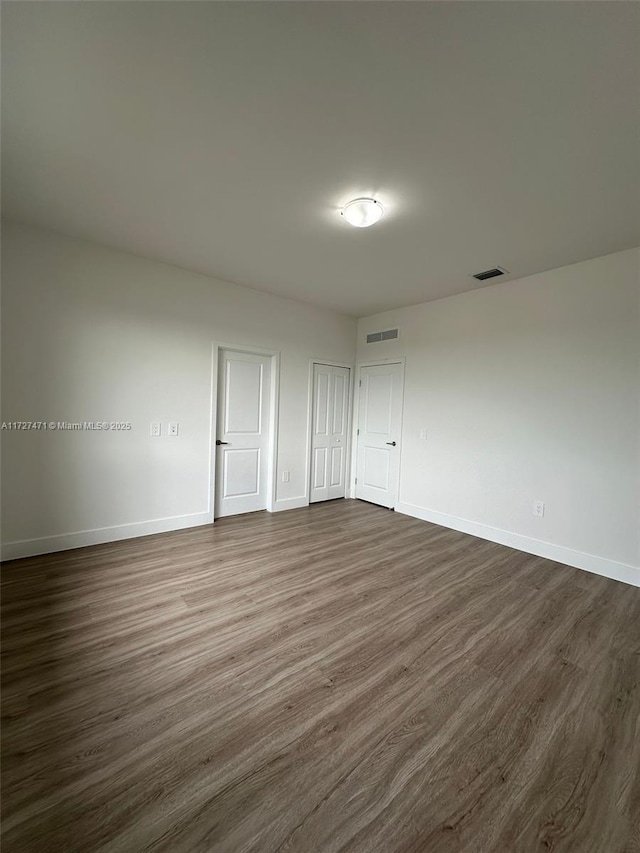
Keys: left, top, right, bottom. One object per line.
{"left": 306, "top": 359, "right": 354, "bottom": 504}
{"left": 211, "top": 343, "right": 280, "bottom": 520}
{"left": 350, "top": 357, "right": 406, "bottom": 508}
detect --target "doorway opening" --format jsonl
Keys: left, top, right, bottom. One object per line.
{"left": 308, "top": 362, "right": 352, "bottom": 503}
{"left": 213, "top": 346, "right": 278, "bottom": 519}
{"left": 353, "top": 360, "right": 405, "bottom": 509}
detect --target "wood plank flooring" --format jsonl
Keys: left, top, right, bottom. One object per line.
{"left": 2, "top": 499, "right": 639, "bottom": 853}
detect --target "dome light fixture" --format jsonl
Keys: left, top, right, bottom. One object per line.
{"left": 341, "top": 197, "right": 384, "bottom": 228}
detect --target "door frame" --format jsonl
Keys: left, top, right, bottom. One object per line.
{"left": 350, "top": 357, "right": 406, "bottom": 507}
{"left": 306, "top": 358, "right": 354, "bottom": 504}
{"left": 211, "top": 343, "right": 280, "bottom": 520}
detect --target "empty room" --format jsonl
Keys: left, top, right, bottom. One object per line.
{"left": 1, "top": 2, "right": 639, "bottom": 851}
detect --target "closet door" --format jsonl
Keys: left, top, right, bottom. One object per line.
{"left": 310, "top": 364, "right": 350, "bottom": 503}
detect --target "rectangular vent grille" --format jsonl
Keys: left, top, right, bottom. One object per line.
{"left": 366, "top": 328, "right": 399, "bottom": 343}
{"left": 473, "top": 267, "right": 508, "bottom": 281}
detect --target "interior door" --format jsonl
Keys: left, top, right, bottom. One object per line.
{"left": 355, "top": 362, "right": 403, "bottom": 509}
{"left": 215, "top": 349, "right": 271, "bottom": 518}
{"left": 310, "top": 364, "right": 350, "bottom": 503}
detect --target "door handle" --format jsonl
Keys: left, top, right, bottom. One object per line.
{"left": 216, "top": 440, "right": 229, "bottom": 445}
{"left": 386, "top": 441, "right": 396, "bottom": 446}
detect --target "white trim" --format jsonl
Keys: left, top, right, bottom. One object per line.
{"left": 351, "top": 357, "right": 406, "bottom": 508}
{"left": 1, "top": 511, "right": 213, "bottom": 562}
{"left": 306, "top": 358, "right": 354, "bottom": 504}
{"left": 207, "top": 345, "right": 216, "bottom": 515}
{"left": 356, "top": 356, "right": 407, "bottom": 369}
{"left": 211, "top": 343, "right": 280, "bottom": 518}
{"left": 271, "top": 495, "right": 310, "bottom": 513}
{"left": 269, "top": 352, "right": 281, "bottom": 513}
{"left": 395, "top": 501, "right": 640, "bottom": 588}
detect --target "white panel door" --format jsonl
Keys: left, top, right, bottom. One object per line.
{"left": 355, "top": 362, "right": 403, "bottom": 509}
{"left": 310, "top": 364, "right": 350, "bottom": 503}
{"left": 216, "top": 349, "right": 271, "bottom": 518}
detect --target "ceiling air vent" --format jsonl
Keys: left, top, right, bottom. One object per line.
{"left": 366, "top": 328, "right": 399, "bottom": 343}
{"left": 472, "top": 266, "right": 508, "bottom": 281}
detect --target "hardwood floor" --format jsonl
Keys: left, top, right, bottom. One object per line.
{"left": 2, "top": 500, "right": 639, "bottom": 853}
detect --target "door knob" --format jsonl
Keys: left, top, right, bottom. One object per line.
{"left": 216, "top": 440, "right": 229, "bottom": 445}
{"left": 386, "top": 441, "right": 397, "bottom": 446}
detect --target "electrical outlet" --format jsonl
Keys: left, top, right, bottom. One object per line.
{"left": 282, "top": 471, "right": 290, "bottom": 483}
{"left": 419, "top": 427, "right": 427, "bottom": 440}
{"left": 150, "top": 422, "right": 161, "bottom": 437}
{"left": 168, "top": 422, "right": 179, "bottom": 436}
{"left": 533, "top": 500, "right": 545, "bottom": 517}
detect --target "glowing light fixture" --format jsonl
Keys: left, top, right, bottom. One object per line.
{"left": 341, "top": 197, "right": 384, "bottom": 228}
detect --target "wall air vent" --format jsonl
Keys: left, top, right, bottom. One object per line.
{"left": 472, "top": 266, "right": 508, "bottom": 281}
{"left": 366, "top": 328, "right": 399, "bottom": 343}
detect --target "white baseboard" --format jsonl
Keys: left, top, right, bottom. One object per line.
{"left": 6, "top": 500, "right": 637, "bottom": 589}
{"left": 270, "top": 496, "right": 310, "bottom": 513}
{"left": 1, "top": 511, "right": 214, "bottom": 562}
{"left": 395, "top": 501, "right": 640, "bottom": 588}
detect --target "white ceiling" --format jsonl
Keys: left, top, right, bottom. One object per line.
{"left": 2, "top": 2, "right": 639, "bottom": 317}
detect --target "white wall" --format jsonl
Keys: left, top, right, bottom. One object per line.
{"left": 3, "top": 223, "right": 638, "bottom": 586}
{"left": 357, "top": 249, "right": 640, "bottom": 586}
{"left": 1, "top": 221, "right": 356, "bottom": 558}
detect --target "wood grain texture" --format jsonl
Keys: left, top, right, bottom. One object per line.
{"left": 2, "top": 499, "right": 639, "bottom": 853}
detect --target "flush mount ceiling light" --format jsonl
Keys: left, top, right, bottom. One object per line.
{"left": 341, "top": 198, "right": 384, "bottom": 228}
